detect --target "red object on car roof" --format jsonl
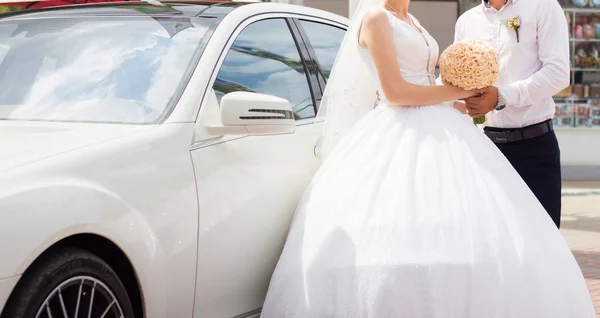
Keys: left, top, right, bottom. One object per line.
{"left": 0, "top": 0, "right": 231, "bottom": 11}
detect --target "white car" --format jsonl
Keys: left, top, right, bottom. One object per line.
{"left": 0, "top": 1, "right": 348, "bottom": 317}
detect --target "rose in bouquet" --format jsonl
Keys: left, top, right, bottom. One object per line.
{"left": 438, "top": 39, "right": 499, "bottom": 125}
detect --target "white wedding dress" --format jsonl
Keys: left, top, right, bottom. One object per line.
{"left": 261, "top": 11, "right": 595, "bottom": 318}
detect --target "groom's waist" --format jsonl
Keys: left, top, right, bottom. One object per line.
{"left": 483, "top": 119, "right": 553, "bottom": 144}
{"left": 484, "top": 96, "right": 556, "bottom": 128}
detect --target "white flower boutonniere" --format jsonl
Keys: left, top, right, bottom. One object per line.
{"left": 505, "top": 16, "right": 521, "bottom": 43}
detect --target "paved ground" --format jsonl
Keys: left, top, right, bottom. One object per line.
{"left": 561, "top": 181, "right": 600, "bottom": 316}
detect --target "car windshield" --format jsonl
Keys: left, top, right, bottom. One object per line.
{"left": 0, "top": 15, "right": 214, "bottom": 124}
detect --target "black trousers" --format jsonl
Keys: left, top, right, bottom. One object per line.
{"left": 492, "top": 130, "right": 562, "bottom": 228}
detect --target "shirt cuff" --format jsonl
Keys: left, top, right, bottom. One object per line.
{"left": 498, "top": 84, "right": 519, "bottom": 108}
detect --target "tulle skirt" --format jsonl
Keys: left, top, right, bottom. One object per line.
{"left": 261, "top": 103, "right": 595, "bottom": 318}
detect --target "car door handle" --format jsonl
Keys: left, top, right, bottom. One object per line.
{"left": 314, "top": 137, "right": 322, "bottom": 157}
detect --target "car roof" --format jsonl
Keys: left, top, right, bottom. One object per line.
{"left": 0, "top": 0, "right": 350, "bottom": 25}
{"left": 0, "top": 1, "right": 246, "bottom": 19}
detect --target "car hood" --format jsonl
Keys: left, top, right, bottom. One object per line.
{"left": 0, "top": 121, "right": 154, "bottom": 174}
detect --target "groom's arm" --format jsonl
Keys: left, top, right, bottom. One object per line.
{"left": 498, "top": 0, "right": 570, "bottom": 108}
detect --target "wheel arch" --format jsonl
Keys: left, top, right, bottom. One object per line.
{"left": 1, "top": 233, "right": 145, "bottom": 318}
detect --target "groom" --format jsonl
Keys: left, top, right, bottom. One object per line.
{"left": 457, "top": 0, "right": 570, "bottom": 228}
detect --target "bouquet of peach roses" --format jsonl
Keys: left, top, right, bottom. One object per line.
{"left": 438, "top": 39, "right": 499, "bottom": 125}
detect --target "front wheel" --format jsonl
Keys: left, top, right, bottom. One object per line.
{"left": 2, "top": 247, "right": 135, "bottom": 318}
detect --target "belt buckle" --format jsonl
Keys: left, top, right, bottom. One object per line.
{"left": 489, "top": 130, "right": 509, "bottom": 144}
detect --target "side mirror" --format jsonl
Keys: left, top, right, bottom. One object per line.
{"left": 205, "top": 92, "right": 296, "bottom": 136}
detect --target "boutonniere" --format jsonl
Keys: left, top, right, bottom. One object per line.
{"left": 505, "top": 16, "right": 521, "bottom": 43}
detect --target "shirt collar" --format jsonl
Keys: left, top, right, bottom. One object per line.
{"left": 482, "top": 0, "right": 517, "bottom": 9}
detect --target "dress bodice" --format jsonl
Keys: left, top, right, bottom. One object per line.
{"left": 360, "top": 11, "right": 440, "bottom": 104}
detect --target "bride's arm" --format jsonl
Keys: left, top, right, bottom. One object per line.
{"left": 360, "top": 9, "right": 475, "bottom": 106}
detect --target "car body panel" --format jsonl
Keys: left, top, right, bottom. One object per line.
{"left": 191, "top": 122, "right": 324, "bottom": 317}
{"left": 0, "top": 122, "right": 152, "bottom": 173}
{"left": 0, "top": 123, "right": 199, "bottom": 317}
{"left": 0, "top": 276, "right": 19, "bottom": 314}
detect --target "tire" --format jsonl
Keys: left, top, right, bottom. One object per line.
{"left": 2, "top": 246, "right": 136, "bottom": 318}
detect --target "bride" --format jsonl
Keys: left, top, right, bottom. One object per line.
{"left": 261, "top": 0, "right": 596, "bottom": 316}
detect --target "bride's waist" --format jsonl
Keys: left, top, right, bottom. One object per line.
{"left": 403, "top": 73, "right": 435, "bottom": 78}
{"left": 401, "top": 73, "right": 436, "bottom": 85}
{"left": 377, "top": 100, "right": 454, "bottom": 109}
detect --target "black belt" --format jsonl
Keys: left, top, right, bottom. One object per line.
{"left": 483, "top": 119, "right": 553, "bottom": 144}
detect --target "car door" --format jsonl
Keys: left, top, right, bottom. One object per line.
{"left": 190, "top": 16, "right": 329, "bottom": 318}
{"left": 293, "top": 17, "right": 347, "bottom": 102}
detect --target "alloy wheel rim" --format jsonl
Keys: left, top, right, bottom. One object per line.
{"left": 35, "top": 275, "right": 124, "bottom": 318}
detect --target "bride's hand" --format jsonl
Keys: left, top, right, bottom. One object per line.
{"left": 465, "top": 89, "right": 480, "bottom": 98}
{"left": 445, "top": 83, "right": 478, "bottom": 99}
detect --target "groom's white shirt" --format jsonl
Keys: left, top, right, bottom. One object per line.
{"left": 447, "top": 0, "right": 570, "bottom": 128}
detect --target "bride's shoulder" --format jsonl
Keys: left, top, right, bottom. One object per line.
{"left": 362, "top": 7, "right": 391, "bottom": 29}
{"left": 359, "top": 7, "right": 393, "bottom": 48}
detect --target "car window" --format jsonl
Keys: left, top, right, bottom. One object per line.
{"left": 298, "top": 20, "right": 345, "bottom": 82}
{"left": 213, "top": 18, "right": 315, "bottom": 120}
{"left": 0, "top": 25, "right": 13, "bottom": 64}
{"left": 0, "top": 16, "right": 214, "bottom": 124}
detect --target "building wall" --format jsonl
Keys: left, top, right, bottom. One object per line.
{"left": 407, "top": 1, "right": 458, "bottom": 53}
{"left": 556, "top": 130, "right": 600, "bottom": 180}
{"left": 303, "top": 0, "right": 348, "bottom": 16}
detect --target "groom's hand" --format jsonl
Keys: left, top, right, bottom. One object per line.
{"left": 465, "top": 86, "right": 498, "bottom": 118}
